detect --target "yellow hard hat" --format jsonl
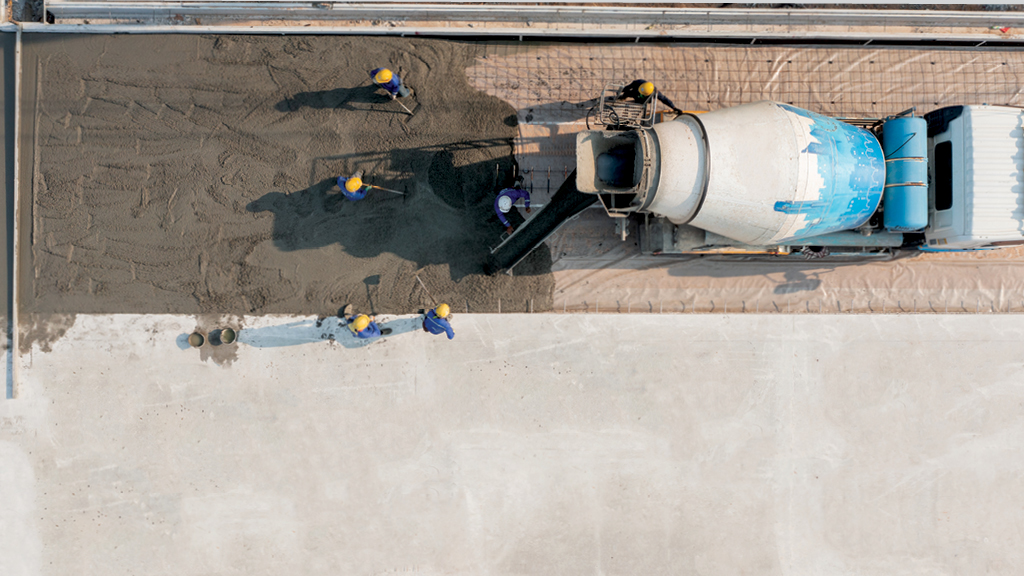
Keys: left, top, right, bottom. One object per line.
{"left": 639, "top": 81, "right": 655, "bottom": 97}
{"left": 374, "top": 69, "right": 393, "bottom": 84}
{"left": 435, "top": 303, "right": 450, "bottom": 318}
{"left": 351, "top": 314, "right": 370, "bottom": 331}
{"left": 345, "top": 177, "right": 363, "bottom": 193}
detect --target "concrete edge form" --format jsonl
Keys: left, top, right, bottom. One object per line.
{"left": 9, "top": 4, "right": 1024, "bottom": 43}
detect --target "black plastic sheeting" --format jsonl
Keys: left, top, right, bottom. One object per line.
{"left": 486, "top": 169, "right": 597, "bottom": 274}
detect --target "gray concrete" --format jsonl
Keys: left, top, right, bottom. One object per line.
{"left": 2, "top": 313, "right": 1023, "bottom": 575}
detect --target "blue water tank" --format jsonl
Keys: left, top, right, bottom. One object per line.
{"left": 882, "top": 117, "right": 928, "bottom": 231}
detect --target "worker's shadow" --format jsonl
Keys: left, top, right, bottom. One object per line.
{"left": 236, "top": 316, "right": 424, "bottom": 349}
{"left": 773, "top": 269, "right": 823, "bottom": 294}
{"left": 247, "top": 177, "right": 337, "bottom": 217}
{"left": 275, "top": 85, "right": 399, "bottom": 112}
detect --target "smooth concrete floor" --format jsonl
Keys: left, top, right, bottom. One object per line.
{"left": 2, "top": 313, "right": 1024, "bottom": 575}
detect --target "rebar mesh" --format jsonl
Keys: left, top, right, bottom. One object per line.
{"left": 468, "top": 42, "right": 1024, "bottom": 199}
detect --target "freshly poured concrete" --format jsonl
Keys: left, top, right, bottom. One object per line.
{"left": 2, "top": 313, "right": 1023, "bottom": 575}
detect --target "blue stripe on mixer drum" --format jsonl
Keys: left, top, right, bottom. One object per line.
{"left": 773, "top": 105, "right": 885, "bottom": 241}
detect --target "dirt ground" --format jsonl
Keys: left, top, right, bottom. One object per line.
{"left": 21, "top": 34, "right": 552, "bottom": 316}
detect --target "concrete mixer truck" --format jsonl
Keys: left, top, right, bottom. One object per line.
{"left": 576, "top": 100, "right": 1024, "bottom": 257}
{"left": 486, "top": 97, "right": 1024, "bottom": 273}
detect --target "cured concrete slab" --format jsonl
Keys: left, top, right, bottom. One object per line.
{"left": 2, "top": 313, "right": 1023, "bottom": 575}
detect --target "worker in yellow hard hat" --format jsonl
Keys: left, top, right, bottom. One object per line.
{"left": 617, "top": 79, "right": 683, "bottom": 115}
{"left": 422, "top": 303, "right": 454, "bottom": 340}
{"left": 346, "top": 312, "right": 391, "bottom": 339}
{"left": 337, "top": 170, "right": 371, "bottom": 201}
{"left": 370, "top": 66, "right": 412, "bottom": 99}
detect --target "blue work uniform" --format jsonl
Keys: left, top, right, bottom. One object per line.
{"left": 618, "top": 79, "right": 680, "bottom": 111}
{"left": 338, "top": 176, "right": 369, "bottom": 201}
{"left": 370, "top": 68, "right": 411, "bottom": 98}
{"left": 349, "top": 321, "right": 382, "bottom": 339}
{"left": 423, "top": 309, "right": 454, "bottom": 340}
{"left": 494, "top": 188, "right": 531, "bottom": 228}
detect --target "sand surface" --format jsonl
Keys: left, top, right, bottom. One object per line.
{"left": 21, "top": 34, "right": 552, "bottom": 316}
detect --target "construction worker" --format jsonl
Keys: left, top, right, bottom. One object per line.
{"left": 617, "top": 79, "right": 683, "bottom": 115}
{"left": 370, "top": 67, "right": 412, "bottom": 99}
{"left": 422, "top": 304, "right": 454, "bottom": 340}
{"left": 495, "top": 187, "right": 531, "bottom": 234}
{"left": 346, "top": 313, "right": 387, "bottom": 339}
{"left": 337, "top": 170, "right": 370, "bottom": 201}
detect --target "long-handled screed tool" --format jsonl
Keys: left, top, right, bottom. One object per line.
{"left": 368, "top": 184, "right": 406, "bottom": 196}
{"left": 368, "top": 76, "right": 415, "bottom": 116}
{"left": 415, "top": 275, "right": 453, "bottom": 321}
{"left": 415, "top": 275, "right": 438, "bottom": 306}
{"left": 391, "top": 96, "right": 414, "bottom": 116}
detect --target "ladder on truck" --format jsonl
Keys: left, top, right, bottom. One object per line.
{"left": 595, "top": 82, "right": 657, "bottom": 129}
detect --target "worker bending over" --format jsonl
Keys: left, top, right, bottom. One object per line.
{"left": 346, "top": 314, "right": 381, "bottom": 339}
{"left": 422, "top": 304, "right": 455, "bottom": 340}
{"left": 338, "top": 170, "right": 371, "bottom": 201}
{"left": 617, "top": 80, "right": 683, "bottom": 115}
{"left": 371, "top": 67, "right": 412, "bottom": 99}
{"left": 495, "top": 187, "right": 531, "bottom": 234}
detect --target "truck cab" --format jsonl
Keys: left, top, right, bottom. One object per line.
{"left": 923, "top": 105, "right": 1024, "bottom": 250}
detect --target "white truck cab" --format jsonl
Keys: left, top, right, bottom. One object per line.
{"left": 924, "top": 105, "right": 1024, "bottom": 250}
